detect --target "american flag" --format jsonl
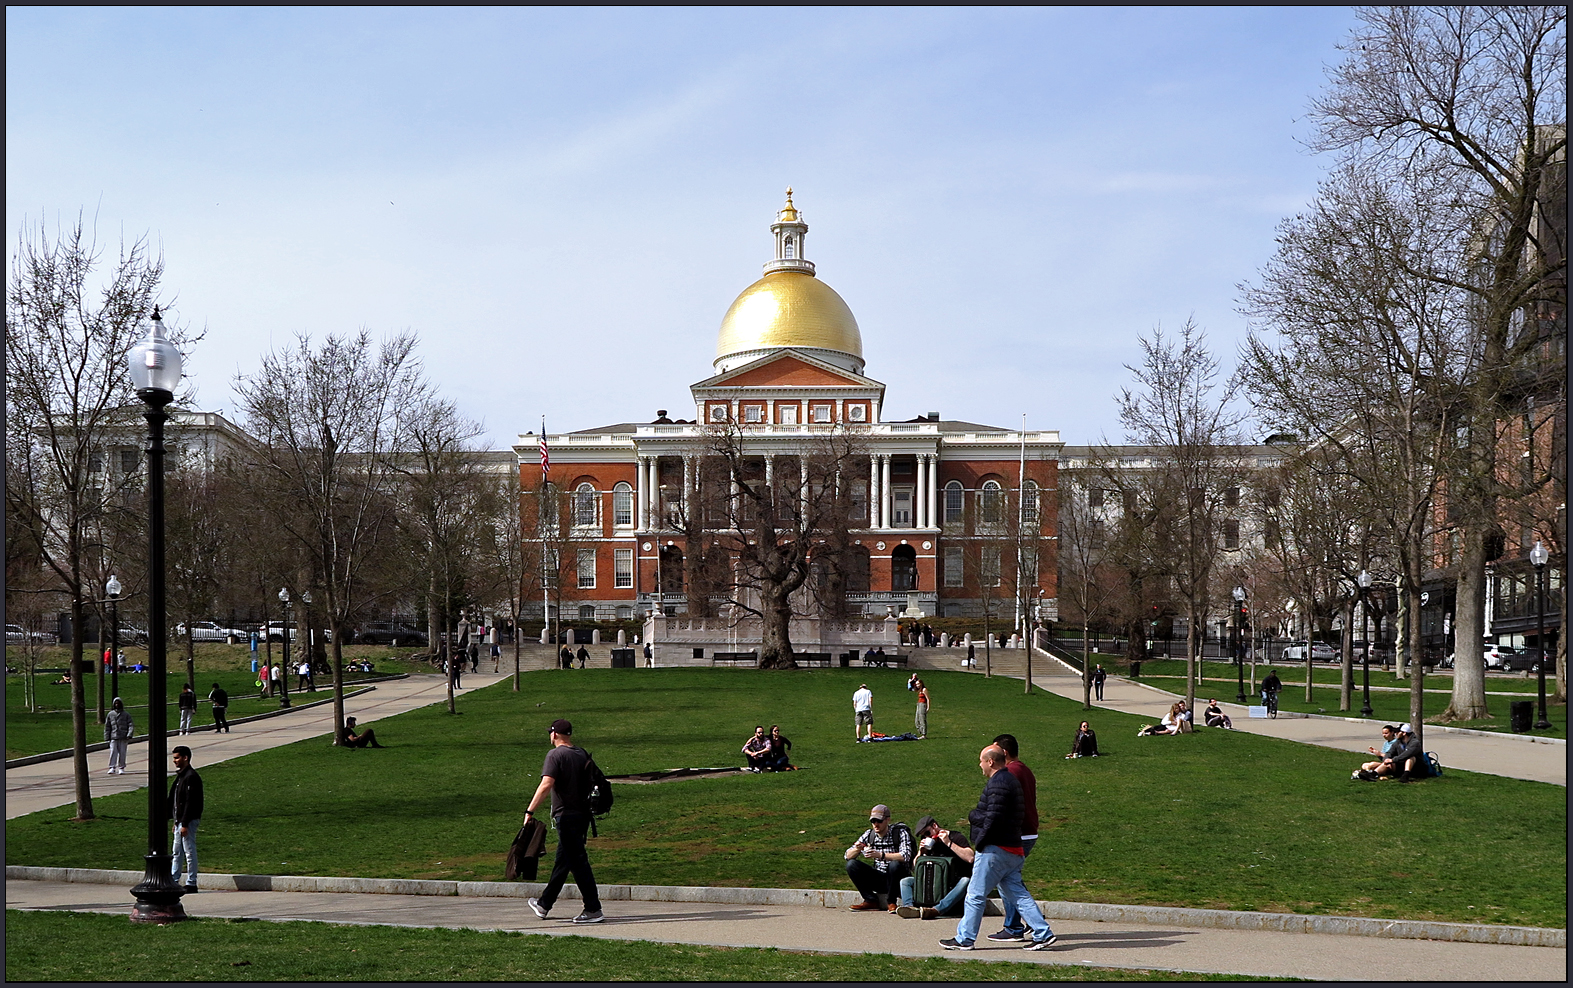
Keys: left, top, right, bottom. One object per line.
{"left": 538, "top": 431, "right": 549, "bottom": 477}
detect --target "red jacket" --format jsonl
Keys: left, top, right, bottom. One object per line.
{"left": 1005, "top": 758, "right": 1039, "bottom": 837}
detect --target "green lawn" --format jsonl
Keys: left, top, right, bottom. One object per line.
{"left": 6, "top": 643, "right": 433, "bottom": 759}
{"left": 5, "top": 668, "right": 1565, "bottom": 930}
{"left": 3, "top": 910, "right": 1266, "bottom": 982}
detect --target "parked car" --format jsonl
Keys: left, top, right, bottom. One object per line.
{"left": 1441, "top": 643, "right": 1518, "bottom": 670}
{"left": 177, "top": 621, "right": 247, "bottom": 642}
{"left": 1502, "top": 648, "right": 1557, "bottom": 673}
{"left": 262, "top": 621, "right": 296, "bottom": 643}
{"left": 355, "top": 623, "right": 428, "bottom": 646}
{"left": 1282, "top": 641, "right": 1336, "bottom": 662}
{"left": 5, "top": 623, "right": 57, "bottom": 645}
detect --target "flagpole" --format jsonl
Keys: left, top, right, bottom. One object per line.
{"left": 540, "top": 415, "right": 551, "bottom": 654}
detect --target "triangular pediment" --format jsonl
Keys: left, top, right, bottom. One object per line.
{"left": 692, "top": 349, "right": 883, "bottom": 392}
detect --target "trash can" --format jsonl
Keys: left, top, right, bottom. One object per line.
{"left": 1510, "top": 700, "right": 1533, "bottom": 733}
{"left": 610, "top": 648, "right": 635, "bottom": 669}
{"left": 1130, "top": 661, "right": 1141, "bottom": 678}
{"left": 840, "top": 651, "right": 855, "bottom": 668}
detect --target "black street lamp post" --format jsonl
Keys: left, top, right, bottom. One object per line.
{"left": 106, "top": 575, "right": 122, "bottom": 709}
{"left": 1233, "top": 585, "right": 1247, "bottom": 704}
{"left": 1530, "top": 541, "right": 1551, "bottom": 730}
{"left": 278, "top": 588, "right": 292, "bottom": 709}
{"left": 127, "top": 308, "right": 186, "bottom": 924}
{"left": 1357, "top": 570, "right": 1374, "bottom": 718}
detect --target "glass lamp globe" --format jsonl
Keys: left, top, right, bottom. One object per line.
{"left": 106, "top": 574, "right": 122, "bottom": 597}
{"left": 128, "top": 308, "right": 183, "bottom": 395}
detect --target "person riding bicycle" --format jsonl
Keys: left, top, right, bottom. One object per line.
{"left": 1260, "top": 669, "right": 1282, "bottom": 718}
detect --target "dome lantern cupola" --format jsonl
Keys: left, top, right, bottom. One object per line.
{"left": 764, "top": 187, "right": 814, "bottom": 276}
{"left": 714, "top": 190, "right": 864, "bottom": 375}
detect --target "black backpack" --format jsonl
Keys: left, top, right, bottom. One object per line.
{"left": 575, "top": 747, "right": 613, "bottom": 830}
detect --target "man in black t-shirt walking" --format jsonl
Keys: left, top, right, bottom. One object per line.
{"left": 525, "top": 718, "right": 603, "bottom": 924}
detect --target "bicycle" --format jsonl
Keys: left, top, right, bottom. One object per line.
{"left": 1262, "top": 688, "right": 1280, "bottom": 719}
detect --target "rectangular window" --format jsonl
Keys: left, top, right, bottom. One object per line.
{"left": 1264, "top": 517, "right": 1280, "bottom": 543}
{"left": 982, "top": 547, "right": 1002, "bottom": 587}
{"left": 811, "top": 404, "right": 831, "bottom": 423}
{"left": 1264, "top": 486, "right": 1280, "bottom": 508}
{"left": 779, "top": 404, "right": 798, "bottom": 425}
{"left": 577, "top": 548, "right": 597, "bottom": 588}
{"left": 120, "top": 449, "right": 139, "bottom": 474}
{"left": 892, "top": 486, "right": 913, "bottom": 527}
{"left": 743, "top": 404, "right": 763, "bottom": 423}
{"left": 1224, "top": 487, "right": 1240, "bottom": 508}
{"left": 1090, "top": 518, "right": 1106, "bottom": 547}
{"left": 545, "top": 547, "right": 560, "bottom": 587}
{"left": 851, "top": 481, "right": 868, "bottom": 522}
{"left": 944, "top": 546, "right": 964, "bottom": 587}
{"left": 1223, "top": 519, "right": 1240, "bottom": 550}
{"left": 89, "top": 452, "right": 104, "bottom": 472}
{"left": 614, "top": 548, "right": 633, "bottom": 588}
{"left": 944, "top": 485, "right": 964, "bottom": 524}
{"left": 1088, "top": 487, "right": 1103, "bottom": 507}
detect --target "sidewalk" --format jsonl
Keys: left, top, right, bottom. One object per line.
{"left": 5, "top": 672, "right": 510, "bottom": 819}
{"left": 911, "top": 647, "right": 1567, "bottom": 786}
{"left": 6, "top": 872, "right": 1563, "bottom": 981}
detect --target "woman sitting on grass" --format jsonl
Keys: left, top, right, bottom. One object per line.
{"left": 767, "top": 724, "right": 794, "bottom": 771}
{"left": 342, "top": 716, "right": 384, "bottom": 748}
{"left": 1067, "top": 720, "right": 1099, "bottom": 757}
{"left": 1138, "top": 702, "right": 1190, "bottom": 736}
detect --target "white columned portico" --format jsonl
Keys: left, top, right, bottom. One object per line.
{"left": 682, "top": 455, "right": 694, "bottom": 521}
{"left": 880, "top": 454, "right": 892, "bottom": 530}
{"left": 916, "top": 455, "right": 928, "bottom": 529}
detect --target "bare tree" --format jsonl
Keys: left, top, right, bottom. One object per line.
{"left": 1057, "top": 474, "right": 1120, "bottom": 707}
{"left": 1115, "top": 319, "right": 1249, "bottom": 717}
{"left": 679, "top": 421, "right": 866, "bottom": 669}
{"left": 234, "top": 331, "right": 432, "bottom": 745}
{"left": 1309, "top": 5, "right": 1567, "bottom": 715}
{"left": 6, "top": 218, "right": 173, "bottom": 821}
{"left": 480, "top": 470, "right": 536, "bottom": 691}
{"left": 1243, "top": 163, "right": 1472, "bottom": 741}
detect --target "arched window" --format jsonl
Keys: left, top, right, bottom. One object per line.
{"left": 891, "top": 545, "right": 918, "bottom": 592}
{"left": 783, "top": 236, "right": 795, "bottom": 258}
{"left": 574, "top": 482, "right": 597, "bottom": 527}
{"left": 980, "top": 480, "right": 1004, "bottom": 525}
{"left": 944, "top": 481, "right": 964, "bottom": 524}
{"left": 612, "top": 482, "right": 633, "bottom": 527}
{"left": 578, "top": 604, "right": 596, "bottom": 620}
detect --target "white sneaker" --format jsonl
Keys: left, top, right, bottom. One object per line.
{"left": 527, "top": 897, "right": 549, "bottom": 919}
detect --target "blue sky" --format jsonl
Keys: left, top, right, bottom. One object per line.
{"left": 6, "top": 7, "right": 1360, "bottom": 449}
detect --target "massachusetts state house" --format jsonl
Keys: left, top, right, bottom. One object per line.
{"left": 515, "top": 192, "right": 1061, "bottom": 626}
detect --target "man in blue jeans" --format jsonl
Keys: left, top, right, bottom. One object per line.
{"left": 896, "top": 815, "right": 972, "bottom": 919}
{"left": 986, "top": 733, "right": 1040, "bottom": 942}
{"left": 940, "top": 745, "right": 1056, "bottom": 951}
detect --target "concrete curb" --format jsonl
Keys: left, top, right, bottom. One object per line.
{"left": 8, "top": 866, "right": 1562, "bottom": 947}
{"left": 1111, "top": 678, "right": 1566, "bottom": 745}
{"left": 4, "top": 679, "right": 402, "bottom": 769}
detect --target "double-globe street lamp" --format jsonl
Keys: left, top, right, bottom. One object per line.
{"left": 106, "top": 575, "right": 122, "bottom": 709}
{"left": 127, "top": 308, "right": 186, "bottom": 924}
{"left": 1530, "top": 541, "right": 1551, "bottom": 731}
{"left": 1357, "top": 570, "right": 1374, "bottom": 718}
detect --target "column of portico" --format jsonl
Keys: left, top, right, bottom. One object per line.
{"left": 880, "top": 455, "right": 892, "bottom": 530}
{"left": 869, "top": 455, "right": 881, "bottom": 530}
{"left": 918, "top": 456, "right": 931, "bottom": 531}
{"left": 682, "top": 455, "right": 694, "bottom": 521}
{"left": 636, "top": 456, "right": 649, "bottom": 530}
{"left": 916, "top": 455, "right": 928, "bottom": 529}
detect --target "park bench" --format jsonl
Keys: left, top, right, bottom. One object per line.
{"left": 861, "top": 651, "right": 910, "bottom": 668}
{"left": 712, "top": 651, "right": 758, "bottom": 667}
{"left": 792, "top": 652, "right": 832, "bottom": 668}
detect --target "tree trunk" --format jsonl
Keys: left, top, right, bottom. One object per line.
{"left": 1408, "top": 584, "right": 1426, "bottom": 751}
{"left": 512, "top": 603, "right": 522, "bottom": 692}
{"left": 1184, "top": 614, "right": 1197, "bottom": 716}
{"left": 758, "top": 588, "right": 797, "bottom": 669}
{"left": 184, "top": 630, "right": 196, "bottom": 691}
{"left": 68, "top": 597, "right": 94, "bottom": 820}
{"left": 1558, "top": 579, "right": 1568, "bottom": 703}
{"left": 1444, "top": 530, "right": 1491, "bottom": 720}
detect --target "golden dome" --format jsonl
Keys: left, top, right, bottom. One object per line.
{"left": 716, "top": 270, "right": 862, "bottom": 362}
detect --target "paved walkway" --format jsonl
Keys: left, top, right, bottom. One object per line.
{"left": 6, "top": 874, "right": 1562, "bottom": 981}
{"left": 5, "top": 672, "right": 511, "bottom": 819}
{"left": 906, "top": 647, "right": 1567, "bottom": 786}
